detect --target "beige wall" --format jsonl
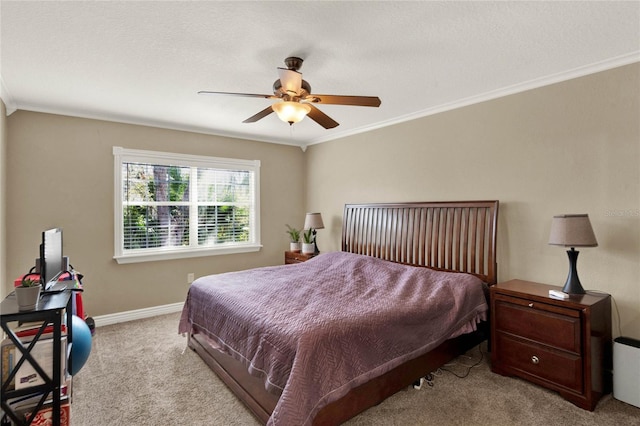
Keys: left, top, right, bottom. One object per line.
{"left": 0, "top": 100, "right": 6, "bottom": 302}
{"left": 306, "top": 63, "right": 640, "bottom": 339}
{"left": 4, "top": 64, "right": 639, "bottom": 339}
{"left": 5, "top": 113, "right": 306, "bottom": 316}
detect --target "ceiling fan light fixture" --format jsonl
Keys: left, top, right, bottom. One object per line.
{"left": 199, "top": 56, "right": 381, "bottom": 129}
{"left": 272, "top": 101, "right": 311, "bottom": 125}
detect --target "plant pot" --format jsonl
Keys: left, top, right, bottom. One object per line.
{"left": 290, "top": 242, "right": 301, "bottom": 252}
{"left": 302, "top": 243, "right": 315, "bottom": 254}
{"left": 15, "top": 285, "right": 41, "bottom": 311}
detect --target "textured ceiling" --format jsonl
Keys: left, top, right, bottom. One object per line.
{"left": 1, "top": 1, "right": 639, "bottom": 149}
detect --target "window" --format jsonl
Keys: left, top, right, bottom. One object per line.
{"left": 113, "top": 147, "right": 261, "bottom": 263}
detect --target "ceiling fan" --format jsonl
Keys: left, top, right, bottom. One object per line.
{"left": 198, "top": 57, "right": 381, "bottom": 129}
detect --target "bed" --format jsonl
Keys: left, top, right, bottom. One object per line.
{"left": 179, "top": 200, "right": 499, "bottom": 425}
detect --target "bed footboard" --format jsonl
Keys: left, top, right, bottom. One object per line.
{"left": 190, "top": 328, "right": 486, "bottom": 425}
{"left": 189, "top": 333, "right": 277, "bottom": 423}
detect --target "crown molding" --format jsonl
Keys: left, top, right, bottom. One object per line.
{"left": 0, "top": 75, "right": 17, "bottom": 115}
{"left": 6, "top": 52, "right": 639, "bottom": 147}
{"left": 307, "top": 52, "right": 640, "bottom": 146}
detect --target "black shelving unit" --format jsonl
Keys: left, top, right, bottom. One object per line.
{"left": 1, "top": 289, "right": 73, "bottom": 426}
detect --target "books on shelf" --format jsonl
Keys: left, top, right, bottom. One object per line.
{"left": 1, "top": 295, "right": 74, "bottom": 425}
{"left": 1, "top": 330, "right": 70, "bottom": 425}
{"left": 6, "top": 380, "right": 71, "bottom": 410}
{"left": 1, "top": 326, "right": 68, "bottom": 392}
{"left": 15, "top": 336, "right": 67, "bottom": 389}
{"left": 1, "top": 338, "right": 16, "bottom": 388}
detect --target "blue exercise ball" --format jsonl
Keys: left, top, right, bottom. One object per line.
{"left": 70, "top": 315, "right": 92, "bottom": 375}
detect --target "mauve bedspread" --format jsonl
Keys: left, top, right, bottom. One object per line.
{"left": 178, "top": 251, "right": 488, "bottom": 425}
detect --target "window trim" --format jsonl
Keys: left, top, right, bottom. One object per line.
{"left": 113, "top": 146, "right": 261, "bottom": 264}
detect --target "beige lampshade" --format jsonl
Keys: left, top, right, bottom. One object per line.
{"left": 272, "top": 101, "right": 310, "bottom": 124}
{"left": 304, "top": 212, "right": 324, "bottom": 230}
{"left": 548, "top": 214, "right": 598, "bottom": 247}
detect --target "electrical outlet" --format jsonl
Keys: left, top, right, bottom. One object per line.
{"left": 187, "top": 273, "right": 195, "bottom": 284}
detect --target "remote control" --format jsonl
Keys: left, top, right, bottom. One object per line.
{"left": 549, "top": 289, "right": 569, "bottom": 299}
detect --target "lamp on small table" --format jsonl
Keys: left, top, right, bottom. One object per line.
{"left": 303, "top": 212, "right": 325, "bottom": 255}
{"left": 548, "top": 214, "right": 598, "bottom": 295}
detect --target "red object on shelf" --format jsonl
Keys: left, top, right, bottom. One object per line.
{"left": 15, "top": 324, "right": 67, "bottom": 338}
{"left": 13, "top": 272, "right": 86, "bottom": 320}
{"left": 14, "top": 273, "right": 40, "bottom": 287}
{"left": 25, "top": 401, "right": 71, "bottom": 426}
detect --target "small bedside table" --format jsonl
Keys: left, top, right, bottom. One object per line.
{"left": 490, "top": 279, "right": 612, "bottom": 411}
{"left": 284, "top": 251, "right": 316, "bottom": 264}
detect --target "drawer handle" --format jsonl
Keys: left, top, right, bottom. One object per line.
{"left": 528, "top": 303, "right": 534, "bottom": 308}
{"left": 531, "top": 355, "right": 540, "bottom": 365}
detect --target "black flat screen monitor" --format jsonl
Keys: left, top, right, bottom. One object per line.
{"left": 41, "top": 227, "right": 64, "bottom": 287}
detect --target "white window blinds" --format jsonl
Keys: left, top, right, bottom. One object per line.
{"left": 113, "top": 147, "right": 261, "bottom": 263}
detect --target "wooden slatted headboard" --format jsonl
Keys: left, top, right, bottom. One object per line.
{"left": 342, "top": 201, "right": 499, "bottom": 284}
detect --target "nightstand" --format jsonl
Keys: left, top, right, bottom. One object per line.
{"left": 284, "top": 251, "right": 316, "bottom": 264}
{"left": 490, "top": 279, "right": 612, "bottom": 411}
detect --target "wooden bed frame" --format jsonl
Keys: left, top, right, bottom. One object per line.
{"left": 189, "top": 200, "right": 499, "bottom": 425}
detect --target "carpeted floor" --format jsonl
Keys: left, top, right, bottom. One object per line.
{"left": 71, "top": 312, "right": 640, "bottom": 425}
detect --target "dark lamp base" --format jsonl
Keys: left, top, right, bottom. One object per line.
{"left": 313, "top": 229, "right": 320, "bottom": 254}
{"left": 562, "top": 248, "right": 586, "bottom": 295}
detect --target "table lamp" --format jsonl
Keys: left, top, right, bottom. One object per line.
{"left": 303, "top": 213, "right": 325, "bottom": 254}
{"left": 548, "top": 214, "right": 598, "bottom": 294}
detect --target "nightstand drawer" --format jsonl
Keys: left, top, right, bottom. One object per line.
{"left": 284, "top": 251, "right": 315, "bottom": 264}
{"left": 496, "top": 333, "right": 583, "bottom": 393}
{"left": 494, "top": 296, "right": 580, "bottom": 353}
{"left": 490, "top": 279, "right": 612, "bottom": 411}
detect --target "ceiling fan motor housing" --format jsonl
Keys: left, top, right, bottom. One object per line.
{"left": 272, "top": 79, "right": 311, "bottom": 99}
{"left": 284, "top": 56, "right": 304, "bottom": 71}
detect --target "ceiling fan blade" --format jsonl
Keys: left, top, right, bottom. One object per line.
{"left": 307, "top": 104, "right": 339, "bottom": 129}
{"left": 306, "top": 94, "right": 381, "bottom": 107}
{"left": 198, "top": 91, "right": 277, "bottom": 99}
{"left": 243, "top": 106, "right": 274, "bottom": 123}
{"left": 277, "top": 68, "right": 302, "bottom": 95}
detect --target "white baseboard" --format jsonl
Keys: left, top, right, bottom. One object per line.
{"left": 92, "top": 302, "right": 184, "bottom": 328}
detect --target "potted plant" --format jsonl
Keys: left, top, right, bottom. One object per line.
{"left": 286, "top": 224, "right": 302, "bottom": 252}
{"left": 301, "top": 228, "right": 315, "bottom": 254}
{"left": 15, "top": 275, "right": 42, "bottom": 311}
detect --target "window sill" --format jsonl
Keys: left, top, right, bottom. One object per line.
{"left": 114, "top": 244, "right": 262, "bottom": 264}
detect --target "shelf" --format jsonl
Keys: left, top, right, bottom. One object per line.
{"left": 1, "top": 289, "right": 73, "bottom": 426}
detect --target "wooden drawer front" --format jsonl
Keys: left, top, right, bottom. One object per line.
{"left": 285, "top": 252, "right": 314, "bottom": 264}
{"left": 496, "top": 333, "right": 583, "bottom": 393}
{"left": 494, "top": 298, "right": 581, "bottom": 353}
